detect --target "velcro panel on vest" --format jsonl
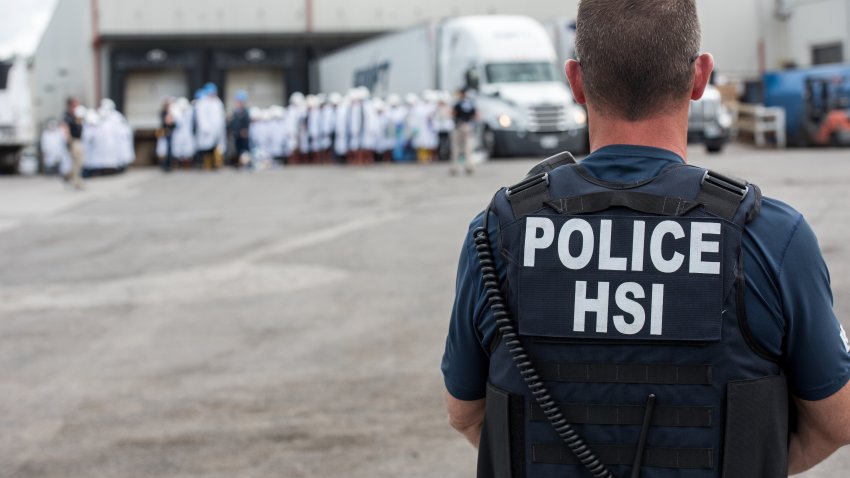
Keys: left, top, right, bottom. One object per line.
{"left": 529, "top": 402, "right": 712, "bottom": 427}
{"left": 532, "top": 444, "right": 713, "bottom": 469}
{"left": 537, "top": 362, "right": 712, "bottom": 385}
{"left": 518, "top": 215, "right": 725, "bottom": 341}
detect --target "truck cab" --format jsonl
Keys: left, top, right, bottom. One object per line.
{"left": 0, "top": 57, "right": 35, "bottom": 173}
{"left": 688, "top": 84, "right": 732, "bottom": 153}
{"left": 439, "top": 16, "right": 588, "bottom": 157}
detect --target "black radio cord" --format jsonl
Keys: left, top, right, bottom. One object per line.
{"left": 472, "top": 221, "right": 614, "bottom": 478}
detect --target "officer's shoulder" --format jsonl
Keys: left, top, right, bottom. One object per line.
{"left": 745, "top": 194, "right": 812, "bottom": 264}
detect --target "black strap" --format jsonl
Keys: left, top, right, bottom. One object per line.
{"left": 532, "top": 444, "right": 713, "bottom": 469}
{"left": 506, "top": 152, "right": 578, "bottom": 219}
{"left": 530, "top": 402, "right": 712, "bottom": 428}
{"left": 506, "top": 172, "right": 550, "bottom": 219}
{"left": 697, "top": 170, "right": 748, "bottom": 221}
{"left": 537, "top": 362, "right": 712, "bottom": 385}
{"left": 546, "top": 192, "right": 700, "bottom": 216}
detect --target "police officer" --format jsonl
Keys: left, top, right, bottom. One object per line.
{"left": 441, "top": 1, "right": 850, "bottom": 477}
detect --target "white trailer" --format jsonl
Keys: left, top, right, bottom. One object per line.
{"left": 316, "top": 15, "right": 589, "bottom": 157}
{"left": 0, "top": 57, "right": 35, "bottom": 173}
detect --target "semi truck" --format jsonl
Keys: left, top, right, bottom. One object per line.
{"left": 316, "top": 15, "right": 589, "bottom": 157}
{"left": 0, "top": 57, "right": 35, "bottom": 173}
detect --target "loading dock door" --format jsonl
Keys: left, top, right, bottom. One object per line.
{"left": 124, "top": 70, "right": 188, "bottom": 130}
{"left": 225, "top": 69, "right": 285, "bottom": 111}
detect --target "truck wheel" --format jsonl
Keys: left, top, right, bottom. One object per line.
{"left": 481, "top": 126, "right": 499, "bottom": 158}
{"left": 705, "top": 138, "right": 724, "bottom": 154}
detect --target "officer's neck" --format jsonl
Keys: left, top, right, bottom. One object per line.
{"left": 586, "top": 105, "right": 690, "bottom": 161}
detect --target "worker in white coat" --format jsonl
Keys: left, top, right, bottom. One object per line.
{"left": 284, "top": 92, "right": 306, "bottom": 164}
{"left": 321, "top": 93, "right": 341, "bottom": 164}
{"left": 194, "top": 83, "right": 227, "bottom": 170}
{"left": 171, "top": 97, "right": 195, "bottom": 164}
{"left": 41, "top": 119, "right": 70, "bottom": 175}
{"left": 334, "top": 97, "right": 350, "bottom": 162}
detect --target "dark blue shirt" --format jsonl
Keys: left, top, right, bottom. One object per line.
{"left": 442, "top": 145, "right": 850, "bottom": 402}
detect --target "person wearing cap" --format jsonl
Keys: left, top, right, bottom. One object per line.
{"left": 228, "top": 90, "right": 251, "bottom": 168}
{"left": 442, "top": 1, "right": 850, "bottom": 477}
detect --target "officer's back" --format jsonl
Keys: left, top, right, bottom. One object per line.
{"left": 441, "top": 1, "right": 850, "bottom": 477}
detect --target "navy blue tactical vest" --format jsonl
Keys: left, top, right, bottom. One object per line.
{"left": 477, "top": 154, "right": 788, "bottom": 478}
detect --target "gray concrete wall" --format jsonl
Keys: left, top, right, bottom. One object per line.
{"left": 33, "top": 0, "right": 94, "bottom": 125}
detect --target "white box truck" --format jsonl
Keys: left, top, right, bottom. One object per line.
{"left": 0, "top": 57, "right": 35, "bottom": 173}
{"left": 317, "top": 15, "right": 589, "bottom": 157}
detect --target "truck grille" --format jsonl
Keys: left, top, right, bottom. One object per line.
{"left": 688, "top": 99, "right": 719, "bottom": 128}
{"left": 527, "top": 105, "right": 567, "bottom": 132}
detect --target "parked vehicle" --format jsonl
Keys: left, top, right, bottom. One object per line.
{"left": 0, "top": 57, "right": 35, "bottom": 173}
{"left": 316, "top": 15, "right": 589, "bottom": 157}
{"left": 764, "top": 64, "right": 850, "bottom": 147}
{"left": 688, "top": 85, "right": 733, "bottom": 153}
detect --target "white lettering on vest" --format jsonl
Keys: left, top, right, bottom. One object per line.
{"left": 523, "top": 217, "right": 555, "bottom": 267}
{"left": 631, "top": 220, "right": 646, "bottom": 272}
{"left": 574, "top": 281, "right": 609, "bottom": 333}
{"left": 599, "top": 219, "right": 628, "bottom": 271}
{"left": 650, "top": 221, "right": 685, "bottom": 273}
{"left": 559, "top": 219, "right": 594, "bottom": 270}
{"left": 689, "top": 222, "right": 721, "bottom": 274}
{"left": 650, "top": 284, "right": 665, "bottom": 335}
{"left": 613, "top": 282, "right": 645, "bottom": 335}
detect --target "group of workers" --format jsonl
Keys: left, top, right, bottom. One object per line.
{"left": 42, "top": 97, "right": 135, "bottom": 189}
{"left": 157, "top": 85, "right": 478, "bottom": 173}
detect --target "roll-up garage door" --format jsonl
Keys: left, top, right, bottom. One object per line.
{"left": 224, "top": 69, "right": 285, "bottom": 111}
{"left": 124, "top": 70, "right": 188, "bottom": 130}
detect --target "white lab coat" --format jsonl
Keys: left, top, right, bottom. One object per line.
{"left": 41, "top": 127, "right": 69, "bottom": 170}
{"left": 171, "top": 108, "right": 195, "bottom": 159}
{"left": 194, "top": 95, "right": 227, "bottom": 152}
{"left": 320, "top": 104, "right": 336, "bottom": 150}
{"left": 348, "top": 100, "right": 364, "bottom": 151}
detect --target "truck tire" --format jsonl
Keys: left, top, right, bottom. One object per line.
{"left": 481, "top": 126, "right": 499, "bottom": 159}
{"left": 705, "top": 138, "right": 725, "bottom": 154}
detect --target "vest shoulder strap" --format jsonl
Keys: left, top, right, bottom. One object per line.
{"left": 696, "top": 169, "right": 750, "bottom": 222}
{"left": 505, "top": 152, "right": 577, "bottom": 219}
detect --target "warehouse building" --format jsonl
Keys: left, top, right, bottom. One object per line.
{"left": 34, "top": 0, "right": 850, "bottom": 132}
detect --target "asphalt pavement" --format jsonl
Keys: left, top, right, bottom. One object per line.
{"left": 0, "top": 144, "right": 847, "bottom": 477}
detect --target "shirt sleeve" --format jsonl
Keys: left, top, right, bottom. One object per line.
{"left": 779, "top": 217, "right": 850, "bottom": 400}
{"left": 441, "top": 213, "right": 492, "bottom": 401}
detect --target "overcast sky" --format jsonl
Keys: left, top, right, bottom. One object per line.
{"left": 0, "top": 0, "right": 58, "bottom": 58}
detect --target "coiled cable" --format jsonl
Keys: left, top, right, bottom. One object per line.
{"left": 472, "top": 222, "right": 614, "bottom": 478}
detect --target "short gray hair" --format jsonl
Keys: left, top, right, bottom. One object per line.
{"left": 575, "top": 0, "right": 702, "bottom": 120}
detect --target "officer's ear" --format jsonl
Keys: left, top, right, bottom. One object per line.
{"left": 690, "top": 53, "right": 715, "bottom": 101}
{"left": 565, "top": 60, "right": 587, "bottom": 105}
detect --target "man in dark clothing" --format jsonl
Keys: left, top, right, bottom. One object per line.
{"left": 158, "top": 98, "right": 176, "bottom": 172}
{"left": 442, "top": 1, "right": 850, "bottom": 477}
{"left": 451, "top": 88, "right": 477, "bottom": 175}
{"left": 61, "top": 97, "right": 84, "bottom": 189}
{"left": 228, "top": 90, "right": 251, "bottom": 168}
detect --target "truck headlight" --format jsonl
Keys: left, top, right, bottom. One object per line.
{"left": 718, "top": 110, "right": 733, "bottom": 129}
{"left": 573, "top": 109, "right": 587, "bottom": 126}
{"left": 498, "top": 114, "right": 513, "bottom": 129}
